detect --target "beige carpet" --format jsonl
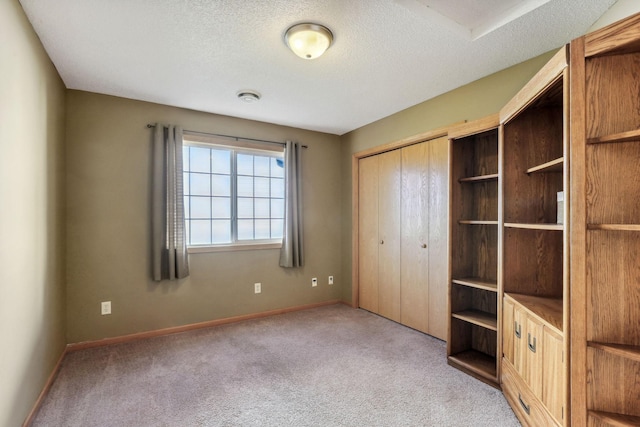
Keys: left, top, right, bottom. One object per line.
{"left": 31, "top": 304, "right": 519, "bottom": 426}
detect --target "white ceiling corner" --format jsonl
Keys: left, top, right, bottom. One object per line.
{"left": 18, "top": 0, "right": 617, "bottom": 135}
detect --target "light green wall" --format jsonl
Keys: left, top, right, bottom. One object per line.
{"left": 338, "top": 51, "right": 556, "bottom": 303}
{"left": 0, "top": 1, "right": 67, "bottom": 426}
{"left": 65, "top": 91, "right": 343, "bottom": 343}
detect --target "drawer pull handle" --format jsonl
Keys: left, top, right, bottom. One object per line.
{"left": 515, "top": 322, "right": 521, "bottom": 339}
{"left": 528, "top": 333, "right": 537, "bottom": 353}
{"left": 518, "top": 394, "right": 531, "bottom": 415}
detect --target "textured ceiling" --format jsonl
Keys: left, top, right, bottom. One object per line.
{"left": 19, "top": 0, "right": 615, "bottom": 135}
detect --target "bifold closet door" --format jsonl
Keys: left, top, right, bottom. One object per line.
{"left": 358, "top": 150, "right": 401, "bottom": 322}
{"left": 377, "top": 150, "right": 402, "bottom": 323}
{"left": 400, "top": 138, "right": 448, "bottom": 339}
{"left": 358, "top": 155, "right": 379, "bottom": 314}
{"left": 426, "top": 136, "right": 449, "bottom": 340}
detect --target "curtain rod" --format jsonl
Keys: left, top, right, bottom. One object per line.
{"left": 146, "top": 124, "right": 307, "bottom": 148}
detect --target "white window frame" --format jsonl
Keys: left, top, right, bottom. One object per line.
{"left": 183, "top": 133, "right": 285, "bottom": 253}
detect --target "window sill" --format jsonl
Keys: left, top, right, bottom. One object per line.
{"left": 187, "top": 242, "right": 282, "bottom": 253}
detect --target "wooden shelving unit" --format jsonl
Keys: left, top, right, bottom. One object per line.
{"left": 570, "top": 13, "right": 640, "bottom": 426}
{"left": 500, "top": 46, "right": 569, "bottom": 426}
{"left": 447, "top": 114, "right": 501, "bottom": 387}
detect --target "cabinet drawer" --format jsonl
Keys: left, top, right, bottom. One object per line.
{"left": 502, "top": 359, "right": 560, "bottom": 427}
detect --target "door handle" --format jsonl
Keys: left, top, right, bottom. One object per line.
{"left": 421, "top": 243, "right": 427, "bottom": 248}
{"left": 528, "top": 333, "right": 537, "bottom": 353}
{"left": 514, "top": 322, "right": 521, "bottom": 339}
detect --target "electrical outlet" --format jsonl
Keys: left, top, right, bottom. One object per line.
{"left": 254, "top": 283, "right": 261, "bottom": 294}
{"left": 328, "top": 276, "right": 334, "bottom": 285}
{"left": 101, "top": 301, "right": 111, "bottom": 315}
{"left": 312, "top": 277, "right": 318, "bottom": 287}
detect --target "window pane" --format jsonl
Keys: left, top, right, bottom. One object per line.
{"left": 211, "top": 197, "right": 230, "bottom": 219}
{"left": 237, "top": 176, "right": 253, "bottom": 197}
{"left": 212, "top": 175, "right": 230, "bottom": 197}
{"left": 183, "top": 172, "right": 190, "bottom": 195}
{"left": 271, "top": 219, "right": 284, "bottom": 239}
{"left": 271, "top": 157, "right": 285, "bottom": 178}
{"left": 190, "top": 220, "right": 211, "bottom": 245}
{"left": 237, "top": 153, "right": 253, "bottom": 175}
{"left": 211, "top": 149, "right": 230, "bottom": 174}
{"left": 254, "top": 156, "right": 270, "bottom": 177}
{"left": 237, "top": 198, "right": 254, "bottom": 219}
{"left": 255, "top": 198, "right": 270, "bottom": 218}
{"left": 183, "top": 147, "right": 190, "bottom": 171}
{"left": 255, "top": 219, "right": 270, "bottom": 239}
{"left": 184, "top": 196, "right": 190, "bottom": 218}
{"left": 271, "top": 198, "right": 284, "bottom": 218}
{"left": 189, "top": 147, "right": 210, "bottom": 173}
{"left": 255, "top": 177, "right": 270, "bottom": 197}
{"left": 271, "top": 178, "right": 284, "bottom": 198}
{"left": 212, "top": 220, "right": 231, "bottom": 243}
{"left": 190, "top": 197, "right": 210, "bottom": 219}
{"left": 238, "top": 220, "right": 254, "bottom": 240}
{"left": 190, "top": 173, "right": 210, "bottom": 196}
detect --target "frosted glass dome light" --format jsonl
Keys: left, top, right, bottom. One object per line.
{"left": 285, "top": 23, "right": 333, "bottom": 60}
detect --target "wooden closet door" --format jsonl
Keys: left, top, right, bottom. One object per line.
{"left": 427, "top": 136, "right": 449, "bottom": 340}
{"left": 400, "top": 141, "right": 430, "bottom": 333}
{"left": 377, "top": 149, "right": 402, "bottom": 322}
{"left": 358, "top": 155, "right": 379, "bottom": 313}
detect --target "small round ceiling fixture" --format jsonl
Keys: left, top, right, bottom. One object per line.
{"left": 237, "top": 90, "right": 261, "bottom": 103}
{"left": 285, "top": 23, "right": 333, "bottom": 60}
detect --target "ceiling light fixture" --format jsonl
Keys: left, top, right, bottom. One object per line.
{"left": 237, "top": 90, "right": 261, "bottom": 103}
{"left": 284, "top": 23, "right": 333, "bottom": 60}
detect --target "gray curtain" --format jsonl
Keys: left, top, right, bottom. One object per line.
{"left": 152, "top": 124, "right": 189, "bottom": 281}
{"left": 279, "top": 141, "right": 304, "bottom": 268}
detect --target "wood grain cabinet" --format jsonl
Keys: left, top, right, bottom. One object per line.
{"left": 357, "top": 136, "right": 448, "bottom": 340}
{"left": 500, "top": 45, "right": 569, "bottom": 426}
{"left": 447, "top": 115, "right": 501, "bottom": 386}
{"left": 570, "top": 12, "right": 640, "bottom": 427}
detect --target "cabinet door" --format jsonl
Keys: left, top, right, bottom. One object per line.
{"left": 377, "top": 149, "right": 402, "bottom": 323}
{"left": 427, "top": 136, "right": 449, "bottom": 340}
{"left": 503, "top": 298, "right": 515, "bottom": 364}
{"left": 358, "top": 155, "right": 379, "bottom": 313}
{"left": 400, "top": 142, "right": 429, "bottom": 333}
{"left": 513, "top": 305, "right": 525, "bottom": 376}
{"left": 543, "top": 328, "right": 564, "bottom": 424}
{"left": 523, "top": 315, "right": 543, "bottom": 399}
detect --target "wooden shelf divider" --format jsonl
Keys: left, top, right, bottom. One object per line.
{"left": 459, "top": 220, "right": 498, "bottom": 225}
{"left": 526, "top": 156, "right": 564, "bottom": 174}
{"left": 587, "top": 224, "right": 640, "bottom": 232}
{"left": 448, "top": 350, "right": 497, "bottom": 381}
{"left": 452, "top": 278, "right": 498, "bottom": 292}
{"left": 587, "top": 128, "right": 640, "bottom": 145}
{"left": 506, "top": 293, "right": 563, "bottom": 334}
{"left": 459, "top": 173, "right": 499, "bottom": 183}
{"left": 504, "top": 222, "right": 563, "bottom": 231}
{"left": 588, "top": 342, "right": 640, "bottom": 363}
{"left": 588, "top": 410, "right": 640, "bottom": 427}
{"left": 452, "top": 310, "right": 498, "bottom": 331}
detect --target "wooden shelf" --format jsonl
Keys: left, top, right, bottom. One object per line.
{"left": 588, "top": 410, "right": 640, "bottom": 426}
{"left": 452, "top": 310, "right": 497, "bottom": 331}
{"left": 506, "top": 293, "right": 563, "bottom": 333}
{"left": 526, "top": 157, "right": 564, "bottom": 174}
{"left": 587, "top": 129, "right": 640, "bottom": 145}
{"left": 588, "top": 224, "right": 640, "bottom": 232}
{"left": 504, "top": 222, "right": 563, "bottom": 231}
{"left": 448, "top": 350, "right": 497, "bottom": 382}
{"left": 459, "top": 173, "right": 499, "bottom": 183}
{"left": 452, "top": 278, "right": 498, "bottom": 293}
{"left": 588, "top": 342, "right": 640, "bottom": 363}
{"left": 459, "top": 220, "right": 498, "bottom": 225}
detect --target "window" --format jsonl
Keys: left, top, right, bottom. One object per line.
{"left": 183, "top": 136, "right": 285, "bottom": 249}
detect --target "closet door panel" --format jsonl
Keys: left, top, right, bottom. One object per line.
{"left": 427, "top": 136, "right": 449, "bottom": 340}
{"left": 401, "top": 142, "right": 430, "bottom": 333}
{"left": 377, "top": 150, "right": 402, "bottom": 322}
{"left": 358, "top": 155, "right": 379, "bottom": 313}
